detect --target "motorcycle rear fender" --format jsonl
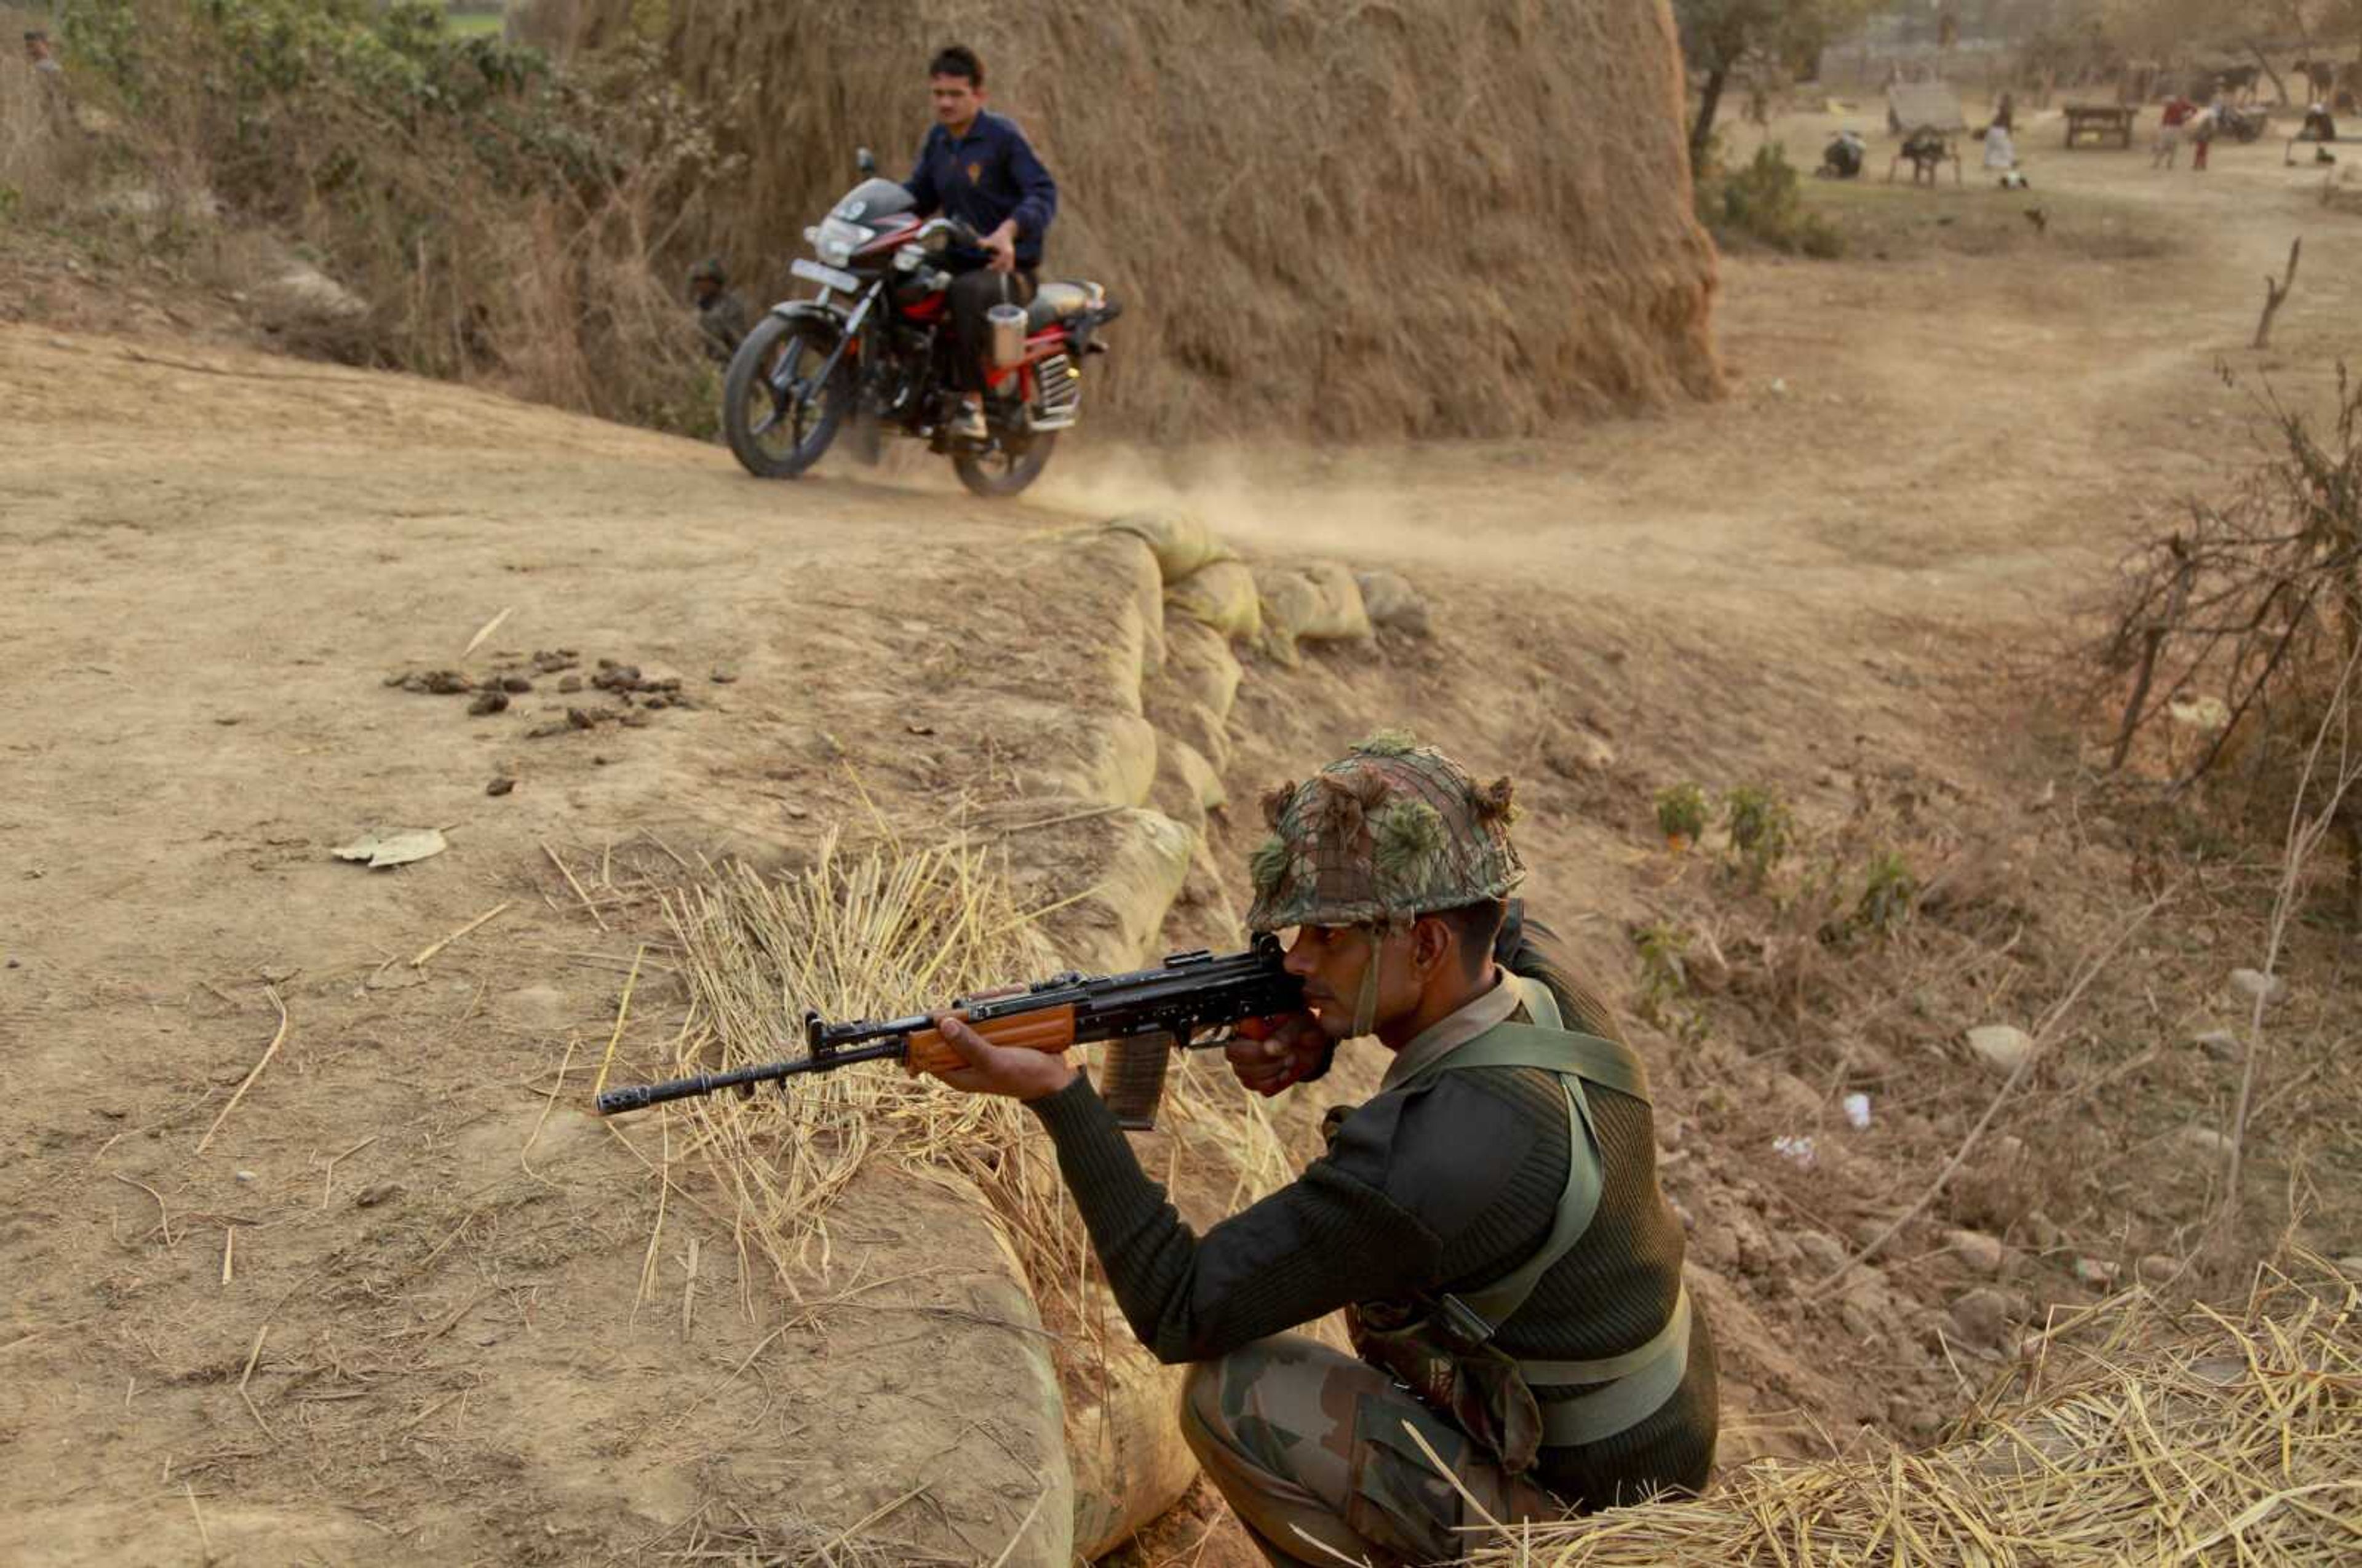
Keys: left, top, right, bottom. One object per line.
{"left": 1068, "top": 300, "right": 1121, "bottom": 358}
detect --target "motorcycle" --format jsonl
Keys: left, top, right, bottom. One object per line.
{"left": 723, "top": 150, "right": 1121, "bottom": 498}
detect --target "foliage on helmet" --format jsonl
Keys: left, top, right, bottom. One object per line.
{"left": 1242, "top": 737, "right": 1525, "bottom": 933}
{"left": 1248, "top": 833, "right": 1290, "bottom": 897}
{"left": 1353, "top": 728, "right": 1420, "bottom": 757}
{"left": 1370, "top": 800, "right": 1445, "bottom": 889}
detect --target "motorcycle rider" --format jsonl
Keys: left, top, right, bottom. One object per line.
{"left": 899, "top": 44, "right": 1059, "bottom": 444}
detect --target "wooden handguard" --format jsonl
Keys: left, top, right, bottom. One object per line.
{"left": 904, "top": 1003, "right": 1079, "bottom": 1076}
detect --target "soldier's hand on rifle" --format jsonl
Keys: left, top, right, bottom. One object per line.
{"left": 918, "top": 1013, "right": 1079, "bottom": 1102}
{"left": 1225, "top": 1012, "right": 1330, "bottom": 1097}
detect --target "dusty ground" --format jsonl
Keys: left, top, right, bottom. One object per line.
{"left": 6, "top": 103, "right": 2360, "bottom": 1566}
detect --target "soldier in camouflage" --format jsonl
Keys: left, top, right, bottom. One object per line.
{"left": 923, "top": 734, "right": 1716, "bottom": 1564}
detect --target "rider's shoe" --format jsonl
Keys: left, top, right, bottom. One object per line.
{"left": 950, "top": 402, "right": 988, "bottom": 444}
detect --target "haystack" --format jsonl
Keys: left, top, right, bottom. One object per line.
{"left": 566, "top": 0, "right": 1722, "bottom": 440}
{"left": 1471, "top": 1265, "right": 2361, "bottom": 1566}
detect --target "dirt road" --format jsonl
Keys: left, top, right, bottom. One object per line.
{"left": 5, "top": 116, "right": 2356, "bottom": 1563}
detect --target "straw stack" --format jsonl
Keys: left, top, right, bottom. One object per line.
{"left": 1473, "top": 1264, "right": 2361, "bottom": 1567}
{"left": 659, "top": 832, "right": 1099, "bottom": 1311}
{"left": 658, "top": 830, "right": 1297, "bottom": 1353}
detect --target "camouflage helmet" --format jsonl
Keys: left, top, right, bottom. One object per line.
{"left": 687, "top": 256, "right": 727, "bottom": 287}
{"left": 1245, "top": 732, "right": 1524, "bottom": 933}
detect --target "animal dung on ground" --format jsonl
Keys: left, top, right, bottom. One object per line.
{"left": 383, "top": 648, "right": 702, "bottom": 742}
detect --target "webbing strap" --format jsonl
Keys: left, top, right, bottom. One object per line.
{"left": 1445, "top": 1075, "right": 1601, "bottom": 1327}
{"left": 1517, "top": 1284, "right": 1692, "bottom": 1386}
{"left": 1417, "top": 975, "right": 1685, "bottom": 1451}
{"left": 1435, "top": 1024, "right": 1653, "bottom": 1107}
{"left": 1536, "top": 1286, "right": 1693, "bottom": 1449}
{"left": 1511, "top": 972, "right": 1565, "bottom": 1030}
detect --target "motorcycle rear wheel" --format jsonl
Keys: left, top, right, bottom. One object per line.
{"left": 953, "top": 432, "right": 1057, "bottom": 498}
{"left": 723, "top": 314, "right": 846, "bottom": 479}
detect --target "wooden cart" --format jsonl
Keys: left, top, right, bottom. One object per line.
{"left": 2062, "top": 104, "right": 2136, "bottom": 149}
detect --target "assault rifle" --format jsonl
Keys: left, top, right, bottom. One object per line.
{"left": 593, "top": 936, "right": 1302, "bottom": 1130}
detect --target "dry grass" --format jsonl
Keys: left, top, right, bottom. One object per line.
{"left": 659, "top": 834, "right": 1076, "bottom": 1297}
{"left": 1471, "top": 1260, "right": 2362, "bottom": 1566}
{"left": 634, "top": 828, "right": 1298, "bottom": 1367}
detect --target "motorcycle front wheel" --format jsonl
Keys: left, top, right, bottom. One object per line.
{"left": 723, "top": 314, "right": 848, "bottom": 479}
{"left": 953, "top": 431, "right": 1057, "bottom": 498}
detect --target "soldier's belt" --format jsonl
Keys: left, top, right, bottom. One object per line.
{"left": 1524, "top": 1284, "right": 1693, "bottom": 1450}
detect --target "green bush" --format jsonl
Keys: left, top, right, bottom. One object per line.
{"left": 1724, "top": 784, "right": 1795, "bottom": 883}
{"left": 1704, "top": 143, "right": 1843, "bottom": 259}
{"left": 58, "top": 0, "right": 734, "bottom": 432}
{"left": 1655, "top": 782, "right": 1711, "bottom": 848}
{"left": 1854, "top": 849, "right": 1919, "bottom": 936}
{"left": 1632, "top": 920, "right": 1694, "bottom": 1029}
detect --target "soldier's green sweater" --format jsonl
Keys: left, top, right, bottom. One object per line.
{"left": 1025, "top": 911, "right": 1717, "bottom": 1511}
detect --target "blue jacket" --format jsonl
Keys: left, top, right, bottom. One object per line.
{"left": 903, "top": 110, "right": 1058, "bottom": 269}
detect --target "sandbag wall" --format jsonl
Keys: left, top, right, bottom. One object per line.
{"left": 1032, "top": 512, "right": 1427, "bottom": 1556}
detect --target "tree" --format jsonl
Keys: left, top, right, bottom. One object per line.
{"left": 1675, "top": 0, "right": 1875, "bottom": 174}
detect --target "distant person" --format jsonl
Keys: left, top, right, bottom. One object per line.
{"left": 2154, "top": 94, "right": 2196, "bottom": 168}
{"left": 2302, "top": 101, "right": 2338, "bottom": 143}
{"left": 1983, "top": 121, "right": 2017, "bottom": 170}
{"left": 686, "top": 258, "right": 750, "bottom": 364}
{"left": 899, "top": 42, "right": 1057, "bottom": 444}
{"left": 23, "top": 28, "right": 63, "bottom": 74}
{"left": 2190, "top": 102, "right": 2219, "bottom": 171}
{"left": 1818, "top": 129, "right": 1866, "bottom": 180}
{"left": 1991, "top": 92, "right": 2016, "bottom": 133}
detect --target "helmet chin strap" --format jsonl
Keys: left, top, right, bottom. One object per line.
{"left": 1349, "top": 926, "right": 1383, "bottom": 1039}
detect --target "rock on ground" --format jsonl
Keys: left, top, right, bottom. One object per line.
{"left": 1948, "top": 1285, "right": 2020, "bottom": 1348}
{"left": 1964, "top": 1024, "right": 2033, "bottom": 1077}
{"left": 2227, "top": 968, "right": 2289, "bottom": 1005}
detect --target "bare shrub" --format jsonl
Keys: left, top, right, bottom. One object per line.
{"left": 52, "top": 0, "right": 731, "bottom": 432}
{"left": 2099, "top": 368, "right": 2362, "bottom": 923}
{"left": 0, "top": 44, "right": 92, "bottom": 219}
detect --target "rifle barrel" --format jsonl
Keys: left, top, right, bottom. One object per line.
{"left": 594, "top": 1039, "right": 907, "bottom": 1115}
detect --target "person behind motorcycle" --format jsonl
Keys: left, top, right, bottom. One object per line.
{"left": 1819, "top": 129, "right": 1864, "bottom": 179}
{"left": 899, "top": 44, "right": 1059, "bottom": 443}
{"left": 686, "top": 258, "right": 751, "bottom": 365}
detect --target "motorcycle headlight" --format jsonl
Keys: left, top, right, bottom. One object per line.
{"left": 816, "top": 217, "right": 872, "bottom": 268}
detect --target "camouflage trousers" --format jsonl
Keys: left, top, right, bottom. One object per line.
{"left": 1180, "top": 1335, "right": 1562, "bottom": 1567}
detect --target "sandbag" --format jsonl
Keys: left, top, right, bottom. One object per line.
{"left": 1069, "top": 1347, "right": 1198, "bottom": 1559}
{"left": 1150, "top": 735, "right": 1227, "bottom": 833}
{"left": 1103, "top": 530, "right": 1168, "bottom": 686}
{"left": 1165, "top": 559, "right": 1262, "bottom": 642}
{"left": 1145, "top": 691, "right": 1234, "bottom": 779}
{"left": 1090, "top": 713, "right": 1161, "bottom": 811}
{"left": 1161, "top": 616, "right": 1244, "bottom": 725}
{"left": 1256, "top": 561, "right": 1372, "bottom": 665}
{"left": 1056, "top": 808, "right": 1198, "bottom": 972}
{"left": 1107, "top": 511, "right": 1237, "bottom": 583}
{"left": 1355, "top": 568, "right": 1432, "bottom": 637}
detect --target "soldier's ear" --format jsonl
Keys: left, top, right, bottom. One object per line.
{"left": 1409, "top": 915, "right": 1452, "bottom": 979}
